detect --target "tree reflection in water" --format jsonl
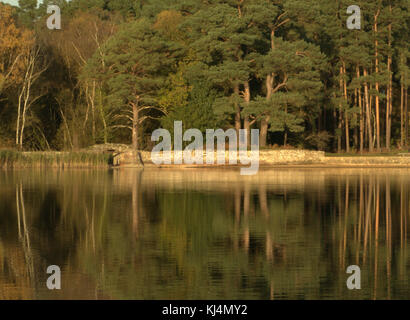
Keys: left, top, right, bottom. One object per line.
{"left": 0, "top": 168, "right": 409, "bottom": 299}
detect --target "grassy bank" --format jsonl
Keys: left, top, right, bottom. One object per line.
{"left": 0, "top": 150, "right": 113, "bottom": 169}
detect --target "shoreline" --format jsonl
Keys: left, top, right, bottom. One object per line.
{"left": 118, "top": 163, "right": 410, "bottom": 169}
{"left": 2, "top": 149, "right": 410, "bottom": 169}
{"left": 0, "top": 150, "right": 113, "bottom": 169}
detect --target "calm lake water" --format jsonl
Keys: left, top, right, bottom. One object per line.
{"left": 0, "top": 168, "right": 409, "bottom": 300}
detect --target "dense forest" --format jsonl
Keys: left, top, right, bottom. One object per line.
{"left": 0, "top": 0, "right": 409, "bottom": 152}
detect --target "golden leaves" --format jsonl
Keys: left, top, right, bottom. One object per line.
{"left": 0, "top": 3, "right": 35, "bottom": 89}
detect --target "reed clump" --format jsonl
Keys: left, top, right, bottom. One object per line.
{"left": 0, "top": 150, "right": 113, "bottom": 169}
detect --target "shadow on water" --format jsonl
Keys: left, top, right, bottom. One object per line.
{"left": 0, "top": 168, "right": 409, "bottom": 299}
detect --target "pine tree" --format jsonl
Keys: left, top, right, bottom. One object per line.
{"left": 85, "top": 18, "right": 182, "bottom": 150}
{"left": 183, "top": 1, "right": 259, "bottom": 135}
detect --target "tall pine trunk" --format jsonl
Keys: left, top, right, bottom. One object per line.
{"left": 405, "top": 87, "right": 408, "bottom": 147}
{"left": 234, "top": 84, "right": 241, "bottom": 134}
{"left": 260, "top": 118, "right": 269, "bottom": 147}
{"left": 338, "top": 66, "right": 343, "bottom": 153}
{"left": 243, "top": 80, "right": 251, "bottom": 145}
{"left": 132, "top": 101, "right": 139, "bottom": 151}
{"left": 260, "top": 30, "right": 277, "bottom": 147}
{"left": 357, "top": 66, "right": 364, "bottom": 153}
{"left": 401, "top": 79, "right": 405, "bottom": 147}
{"left": 261, "top": 73, "right": 274, "bottom": 147}
{"left": 343, "top": 63, "right": 350, "bottom": 152}
{"left": 364, "top": 68, "right": 374, "bottom": 152}
{"left": 386, "top": 5, "right": 393, "bottom": 151}
{"left": 354, "top": 88, "right": 358, "bottom": 150}
{"left": 374, "top": 10, "right": 381, "bottom": 151}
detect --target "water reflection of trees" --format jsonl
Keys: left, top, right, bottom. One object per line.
{"left": 0, "top": 169, "right": 409, "bottom": 299}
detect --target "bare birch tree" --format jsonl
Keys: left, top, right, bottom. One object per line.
{"left": 16, "top": 45, "right": 47, "bottom": 148}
